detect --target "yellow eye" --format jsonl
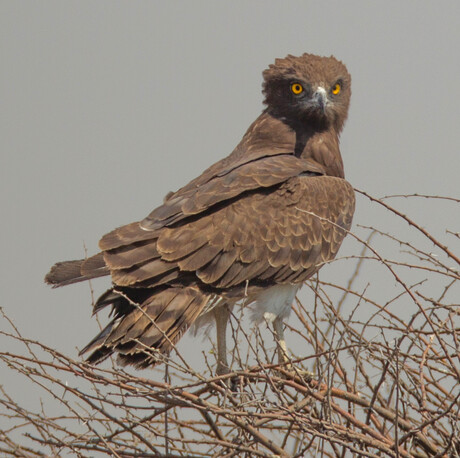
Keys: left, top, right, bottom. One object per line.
{"left": 332, "top": 83, "right": 341, "bottom": 95}
{"left": 291, "top": 83, "right": 304, "bottom": 95}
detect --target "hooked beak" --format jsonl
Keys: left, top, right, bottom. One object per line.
{"left": 312, "top": 87, "right": 328, "bottom": 113}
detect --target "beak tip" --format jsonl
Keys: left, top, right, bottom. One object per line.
{"left": 313, "top": 87, "right": 328, "bottom": 113}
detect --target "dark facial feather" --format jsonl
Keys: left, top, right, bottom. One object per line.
{"left": 262, "top": 53, "right": 351, "bottom": 132}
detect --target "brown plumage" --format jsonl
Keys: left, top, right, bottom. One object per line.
{"left": 45, "top": 53, "right": 355, "bottom": 371}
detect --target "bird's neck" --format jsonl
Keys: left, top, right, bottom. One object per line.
{"left": 273, "top": 116, "right": 343, "bottom": 179}
{"left": 241, "top": 112, "right": 346, "bottom": 179}
{"left": 297, "top": 127, "right": 345, "bottom": 178}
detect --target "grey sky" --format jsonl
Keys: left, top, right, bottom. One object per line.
{"left": 1, "top": 0, "right": 459, "bottom": 427}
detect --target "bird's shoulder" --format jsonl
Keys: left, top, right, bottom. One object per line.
{"left": 139, "top": 113, "right": 326, "bottom": 231}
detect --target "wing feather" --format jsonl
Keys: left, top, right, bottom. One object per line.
{"left": 95, "top": 172, "right": 354, "bottom": 295}
{"left": 141, "top": 154, "right": 324, "bottom": 230}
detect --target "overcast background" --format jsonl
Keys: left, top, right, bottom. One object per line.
{"left": 1, "top": 0, "right": 459, "bottom": 433}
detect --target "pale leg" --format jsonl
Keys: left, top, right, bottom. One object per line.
{"left": 273, "top": 316, "right": 290, "bottom": 366}
{"left": 273, "top": 315, "right": 313, "bottom": 380}
{"left": 213, "top": 305, "right": 230, "bottom": 376}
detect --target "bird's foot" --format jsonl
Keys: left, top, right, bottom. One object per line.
{"left": 215, "top": 364, "right": 240, "bottom": 391}
{"left": 275, "top": 363, "right": 314, "bottom": 385}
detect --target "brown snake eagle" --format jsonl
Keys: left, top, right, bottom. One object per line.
{"left": 45, "top": 53, "right": 355, "bottom": 375}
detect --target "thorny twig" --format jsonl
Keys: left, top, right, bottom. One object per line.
{"left": 1, "top": 191, "right": 459, "bottom": 457}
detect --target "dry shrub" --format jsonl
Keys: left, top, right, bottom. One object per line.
{"left": 1, "top": 191, "right": 459, "bottom": 457}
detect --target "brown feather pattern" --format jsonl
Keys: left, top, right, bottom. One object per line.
{"left": 45, "top": 53, "right": 355, "bottom": 368}
{"left": 81, "top": 287, "right": 211, "bottom": 367}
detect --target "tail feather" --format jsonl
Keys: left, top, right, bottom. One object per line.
{"left": 45, "top": 253, "right": 109, "bottom": 287}
{"left": 80, "top": 286, "right": 211, "bottom": 368}
{"left": 81, "top": 252, "right": 108, "bottom": 275}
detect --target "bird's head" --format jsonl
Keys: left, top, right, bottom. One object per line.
{"left": 262, "top": 53, "right": 351, "bottom": 133}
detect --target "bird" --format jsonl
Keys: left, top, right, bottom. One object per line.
{"left": 45, "top": 53, "right": 355, "bottom": 375}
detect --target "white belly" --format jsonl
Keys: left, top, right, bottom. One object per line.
{"left": 250, "top": 283, "right": 300, "bottom": 323}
